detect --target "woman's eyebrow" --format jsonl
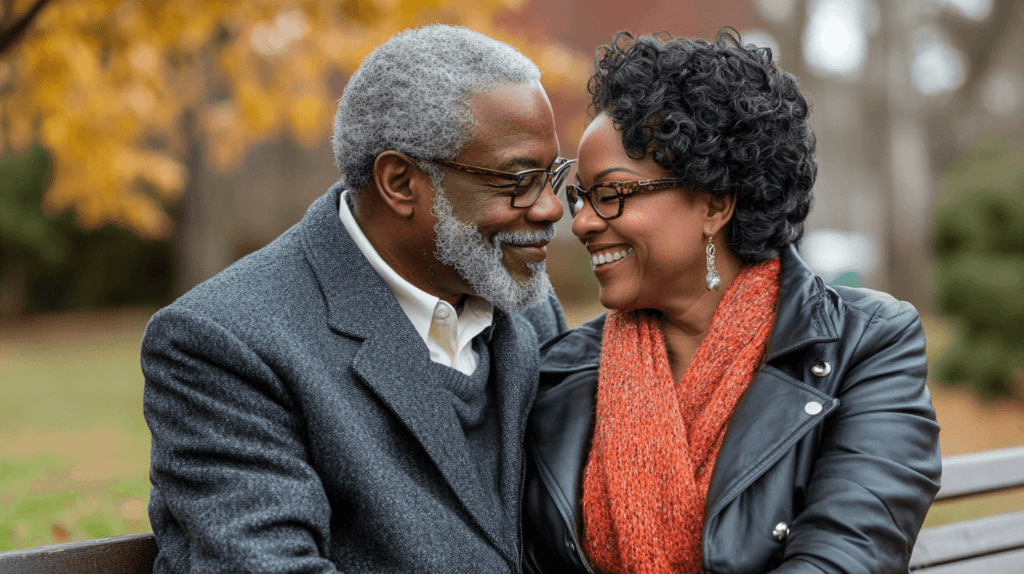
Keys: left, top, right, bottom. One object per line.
{"left": 595, "top": 166, "right": 645, "bottom": 179}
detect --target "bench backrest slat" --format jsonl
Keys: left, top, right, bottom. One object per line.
{"left": 934, "top": 446, "right": 1024, "bottom": 501}
{"left": 910, "top": 510, "right": 1024, "bottom": 569}
{"left": 0, "top": 532, "right": 156, "bottom": 574}
{"left": 910, "top": 545, "right": 1024, "bottom": 574}
{"left": 909, "top": 445, "right": 1024, "bottom": 572}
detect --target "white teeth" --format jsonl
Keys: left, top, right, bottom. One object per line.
{"left": 591, "top": 248, "right": 634, "bottom": 268}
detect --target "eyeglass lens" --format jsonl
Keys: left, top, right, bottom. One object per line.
{"left": 510, "top": 161, "right": 574, "bottom": 208}
{"left": 567, "top": 184, "right": 621, "bottom": 219}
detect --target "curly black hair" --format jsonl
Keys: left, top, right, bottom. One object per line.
{"left": 589, "top": 28, "right": 817, "bottom": 263}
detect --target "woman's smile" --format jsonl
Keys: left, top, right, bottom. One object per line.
{"left": 589, "top": 246, "right": 634, "bottom": 271}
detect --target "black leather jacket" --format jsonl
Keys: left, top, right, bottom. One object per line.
{"left": 523, "top": 245, "right": 941, "bottom": 574}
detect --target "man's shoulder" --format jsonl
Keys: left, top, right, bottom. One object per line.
{"left": 173, "top": 225, "right": 315, "bottom": 317}
{"left": 169, "top": 184, "right": 349, "bottom": 319}
{"left": 152, "top": 212, "right": 364, "bottom": 347}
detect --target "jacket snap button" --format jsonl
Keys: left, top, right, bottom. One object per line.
{"left": 566, "top": 539, "right": 576, "bottom": 553}
{"left": 804, "top": 401, "right": 823, "bottom": 416}
{"left": 773, "top": 522, "right": 790, "bottom": 541}
{"left": 811, "top": 360, "right": 832, "bottom": 377}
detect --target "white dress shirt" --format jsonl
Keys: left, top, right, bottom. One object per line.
{"left": 339, "top": 190, "right": 493, "bottom": 375}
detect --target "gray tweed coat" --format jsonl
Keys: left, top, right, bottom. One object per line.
{"left": 142, "top": 183, "right": 568, "bottom": 573}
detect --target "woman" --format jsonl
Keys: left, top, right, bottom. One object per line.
{"left": 523, "top": 30, "right": 941, "bottom": 574}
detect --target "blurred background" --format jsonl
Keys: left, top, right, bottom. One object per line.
{"left": 2, "top": 0, "right": 1023, "bottom": 551}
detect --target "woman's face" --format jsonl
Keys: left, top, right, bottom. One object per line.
{"left": 572, "top": 114, "right": 713, "bottom": 311}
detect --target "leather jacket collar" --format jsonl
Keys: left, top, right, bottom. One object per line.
{"left": 767, "top": 244, "right": 838, "bottom": 359}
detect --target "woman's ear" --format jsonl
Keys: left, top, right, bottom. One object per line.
{"left": 702, "top": 192, "right": 736, "bottom": 238}
{"left": 371, "top": 152, "right": 431, "bottom": 218}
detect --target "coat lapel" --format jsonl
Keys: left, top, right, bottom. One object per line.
{"left": 351, "top": 334, "right": 513, "bottom": 557}
{"left": 297, "top": 184, "right": 516, "bottom": 558}
{"left": 489, "top": 310, "right": 540, "bottom": 546}
{"left": 705, "top": 365, "right": 838, "bottom": 518}
{"left": 705, "top": 245, "right": 840, "bottom": 518}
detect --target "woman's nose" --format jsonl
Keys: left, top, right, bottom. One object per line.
{"left": 571, "top": 199, "right": 607, "bottom": 239}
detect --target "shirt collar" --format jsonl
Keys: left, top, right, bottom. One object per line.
{"left": 337, "top": 190, "right": 493, "bottom": 341}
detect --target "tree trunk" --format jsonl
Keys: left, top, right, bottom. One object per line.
{"left": 0, "top": 258, "right": 27, "bottom": 318}
{"left": 883, "top": 0, "right": 935, "bottom": 312}
{"left": 172, "top": 111, "right": 235, "bottom": 297}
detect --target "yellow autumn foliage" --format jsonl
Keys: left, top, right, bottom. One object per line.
{"left": 1, "top": 0, "right": 589, "bottom": 239}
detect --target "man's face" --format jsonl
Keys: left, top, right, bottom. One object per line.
{"left": 428, "top": 81, "right": 564, "bottom": 311}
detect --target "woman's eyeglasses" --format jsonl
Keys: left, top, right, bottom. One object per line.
{"left": 425, "top": 157, "right": 577, "bottom": 209}
{"left": 566, "top": 178, "right": 688, "bottom": 220}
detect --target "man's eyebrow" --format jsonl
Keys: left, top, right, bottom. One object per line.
{"left": 500, "top": 156, "right": 563, "bottom": 172}
{"left": 496, "top": 157, "right": 538, "bottom": 171}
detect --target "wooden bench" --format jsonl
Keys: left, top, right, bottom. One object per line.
{"left": 910, "top": 445, "right": 1024, "bottom": 572}
{"left": 0, "top": 532, "right": 156, "bottom": 574}
{"left": 1, "top": 447, "right": 1022, "bottom": 573}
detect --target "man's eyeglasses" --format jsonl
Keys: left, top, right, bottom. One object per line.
{"left": 566, "top": 178, "right": 688, "bottom": 220}
{"left": 426, "top": 157, "right": 577, "bottom": 209}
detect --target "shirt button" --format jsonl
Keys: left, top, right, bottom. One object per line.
{"left": 811, "top": 360, "right": 832, "bottom": 377}
{"left": 435, "top": 306, "right": 450, "bottom": 319}
{"left": 804, "top": 401, "right": 823, "bottom": 416}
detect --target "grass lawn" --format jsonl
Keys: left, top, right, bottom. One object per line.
{"left": 0, "top": 306, "right": 1022, "bottom": 552}
{"left": 0, "top": 308, "right": 155, "bottom": 551}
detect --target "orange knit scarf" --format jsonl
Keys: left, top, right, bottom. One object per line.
{"left": 581, "top": 257, "right": 781, "bottom": 574}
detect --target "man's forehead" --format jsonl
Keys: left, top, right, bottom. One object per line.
{"left": 464, "top": 82, "right": 559, "bottom": 169}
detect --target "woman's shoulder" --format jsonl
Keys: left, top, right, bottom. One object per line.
{"left": 817, "top": 284, "right": 926, "bottom": 373}
{"left": 824, "top": 283, "right": 921, "bottom": 338}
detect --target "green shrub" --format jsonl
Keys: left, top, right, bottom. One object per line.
{"left": 933, "top": 136, "right": 1024, "bottom": 397}
{"left": 0, "top": 146, "right": 173, "bottom": 314}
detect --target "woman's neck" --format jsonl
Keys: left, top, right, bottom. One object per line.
{"left": 659, "top": 249, "right": 744, "bottom": 381}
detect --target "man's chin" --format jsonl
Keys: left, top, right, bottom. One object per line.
{"left": 504, "top": 267, "right": 537, "bottom": 289}
{"left": 473, "top": 263, "right": 551, "bottom": 312}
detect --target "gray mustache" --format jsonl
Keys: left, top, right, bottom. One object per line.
{"left": 494, "top": 225, "right": 557, "bottom": 246}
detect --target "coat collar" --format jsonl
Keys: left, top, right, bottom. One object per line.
{"left": 766, "top": 244, "right": 838, "bottom": 360}
{"left": 298, "top": 184, "right": 532, "bottom": 562}
{"left": 300, "top": 183, "right": 416, "bottom": 341}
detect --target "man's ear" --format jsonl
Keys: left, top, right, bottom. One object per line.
{"left": 371, "top": 152, "right": 430, "bottom": 218}
{"left": 702, "top": 192, "right": 737, "bottom": 238}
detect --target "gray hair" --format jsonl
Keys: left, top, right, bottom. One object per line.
{"left": 331, "top": 25, "right": 541, "bottom": 196}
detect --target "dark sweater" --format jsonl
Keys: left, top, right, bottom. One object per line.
{"left": 436, "top": 338, "right": 518, "bottom": 558}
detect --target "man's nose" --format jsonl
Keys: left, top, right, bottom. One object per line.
{"left": 526, "top": 180, "right": 564, "bottom": 223}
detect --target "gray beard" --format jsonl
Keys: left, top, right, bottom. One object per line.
{"left": 431, "top": 186, "right": 555, "bottom": 312}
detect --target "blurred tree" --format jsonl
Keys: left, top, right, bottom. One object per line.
{"left": 757, "top": 0, "right": 1023, "bottom": 311}
{"left": 933, "top": 136, "right": 1024, "bottom": 397}
{"left": 0, "top": 145, "right": 173, "bottom": 316}
{"left": 0, "top": 0, "right": 52, "bottom": 54}
{"left": 0, "top": 0, "right": 590, "bottom": 292}
{"left": 0, "top": 145, "right": 64, "bottom": 315}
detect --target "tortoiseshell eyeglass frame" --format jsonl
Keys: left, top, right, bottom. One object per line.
{"left": 426, "top": 157, "right": 577, "bottom": 209}
{"left": 566, "top": 178, "right": 689, "bottom": 220}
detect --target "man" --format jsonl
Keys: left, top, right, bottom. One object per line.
{"left": 142, "top": 25, "right": 572, "bottom": 573}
